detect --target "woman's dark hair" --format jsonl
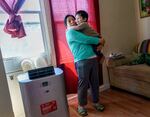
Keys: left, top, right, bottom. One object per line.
{"left": 64, "top": 14, "right": 75, "bottom": 26}
{"left": 75, "top": 10, "right": 88, "bottom": 21}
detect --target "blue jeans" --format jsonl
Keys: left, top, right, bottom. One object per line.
{"left": 75, "top": 58, "right": 100, "bottom": 106}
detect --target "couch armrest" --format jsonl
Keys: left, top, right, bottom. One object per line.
{"left": 106, "top": 54, "right": 133, "bottom": 68}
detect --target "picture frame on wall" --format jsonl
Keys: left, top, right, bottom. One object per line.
{"left": 139, "top": 0, "right": 150, "bottom": 18}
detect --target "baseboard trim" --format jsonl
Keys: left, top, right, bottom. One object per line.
{"left": 99, "top": 84, "right": 110, "bottom": 92}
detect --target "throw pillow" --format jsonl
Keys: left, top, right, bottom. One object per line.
{"left": 129, "top": 53, "right": 145, "bottom": 65}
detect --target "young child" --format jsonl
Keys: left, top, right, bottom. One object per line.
{"left": 69, "top": 10, "right": 105, "bottom": 63}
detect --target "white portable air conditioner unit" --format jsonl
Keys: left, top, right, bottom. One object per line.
{"left": 18, "top": 67, "right": 69, "bottom": 117}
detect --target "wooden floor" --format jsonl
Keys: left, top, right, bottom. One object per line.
{"left": 68, "top": 88, "right": 150, "bottom": 117}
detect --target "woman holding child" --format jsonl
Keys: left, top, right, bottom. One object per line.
{"left": 64, "top": 12, "right": 104, "bottom": 116}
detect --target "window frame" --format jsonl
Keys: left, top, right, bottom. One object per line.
{"left": 0, "top": 0, "right": 56, "bottom": 73}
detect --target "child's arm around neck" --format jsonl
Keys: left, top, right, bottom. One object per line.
{"left": 67, "top": 22, "right": 88, "bottom": 31}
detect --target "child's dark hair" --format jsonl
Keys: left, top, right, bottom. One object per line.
{"left": 64, "top": 14, "right": 75, "bottom": 26}
{"left": 75, "top": 10, "right": 88, "bottom": 21}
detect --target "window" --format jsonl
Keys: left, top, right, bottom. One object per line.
{"left": 0, "top": 0, "right": 54, "bottom": 73}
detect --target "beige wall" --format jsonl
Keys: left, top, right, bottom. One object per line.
{"left": 99, "top": 0, "right": 137, "bottom": 56}
{"left": 0, "top": 50, "right": 14, "bottom": 117}
{"left": 99, "top": 0, "right": 138, "bottom": 88}
{"left": 134, "top": 0, "right": 150, "bottom": 42}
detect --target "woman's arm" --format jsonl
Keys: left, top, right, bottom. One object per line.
{"left": 66, "top": 29, "right": 100, "bottom": 45}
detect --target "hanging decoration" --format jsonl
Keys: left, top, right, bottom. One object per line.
{"left": 0, "top": 0, "right": 26, "bottom": 38}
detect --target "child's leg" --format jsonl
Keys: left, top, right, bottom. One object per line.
{"left": 92, "top": 44, "right": 102, "bottom": 56}
{"left": 99, "top": 53, "right": 105, "bottom": 64}
{"left": 92, "top": 44, "right": 105, "bottom": 64}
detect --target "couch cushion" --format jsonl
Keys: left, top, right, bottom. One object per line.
{"left": 112, "top": 64, "right": 150, "bottom": 83}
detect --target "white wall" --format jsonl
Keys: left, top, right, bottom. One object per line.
{"left": 0, "top": 49, "right": 14, "bottom": 117}
{"left": 134, "top": 0, "right": 150, "bottom": 42}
